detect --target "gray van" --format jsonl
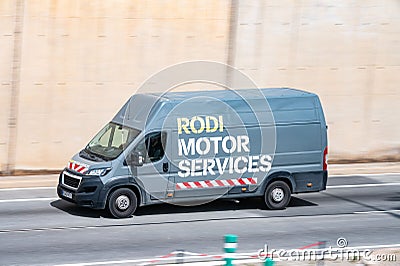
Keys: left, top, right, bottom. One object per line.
{"left": 57, "top": 88, "right": 328, "bottom": 218}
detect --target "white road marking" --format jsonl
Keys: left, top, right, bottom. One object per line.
{"left": 354, "top": 209, "right": 400, "bottom": 214}
{"left": 0, "top": 176, "right": 398, "bottom": 207}
{"left": 1, "top": 181, "right": 399, "bottom": 193}
{"left": 0, "top": 225, "right": 105, "bottom": 234}
{"left": 1, "top": 209, "right": 399, "bottom": 235}
{"left": 0, "top": 184, "right": 396, "bottom": 204}
{"left": 327, "top": 182, "right": 400, "bottom": 189}
{"left": 329, "top": 172, "right": 400, "bottom": 177}
{"left": 55, "top": 258, "right": 154, "bottom": 266}
{"left": 0, "top": 186, "right": 54, "bottom": 191}
{"left": 0, "top": 197, "right": 57, "bottom": 203}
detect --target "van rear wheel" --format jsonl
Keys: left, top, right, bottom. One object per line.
{"left": 264, "top": 181, "right": 291, "bottom": 210}
{"left": 107, "top": 188, "right": 137, "bottom": 218}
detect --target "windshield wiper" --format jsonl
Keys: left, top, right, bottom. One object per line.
{"left": 80, "top": 149, "right": 101, "bottom": 162}
{"left": 81, "top": 148, "right": 108, "bottom": 162}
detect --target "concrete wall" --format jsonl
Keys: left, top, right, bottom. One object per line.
{"left": 0, "top": 0, "right": 15, "bottom": 172}
{"left": 0, "top": 0, "right": 399, "bottom": 171}
{"left": 233, "top": 0, "right": 400, "bottom": 161}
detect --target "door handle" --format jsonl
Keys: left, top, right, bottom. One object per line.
{"left": 163, "top": 162, "right": 169, "bottom": 173}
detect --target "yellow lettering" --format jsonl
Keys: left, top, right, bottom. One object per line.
{"left": 177, "top": 118, "right": 190, "bottom": 135}
{"left": 206, "top": 116, "right": 219, "bottom": 133}
{"left": 190, "top": 116, "right": 205, "bottom": 134}
{"left": 218, "top": 115, "right": 224, "bottom": 132}
{"left": 177, "top": 115, "right": 224, "bottom": 134}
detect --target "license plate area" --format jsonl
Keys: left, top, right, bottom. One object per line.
{"left": 61, "top": 189, "right": 73, "bottom": 199}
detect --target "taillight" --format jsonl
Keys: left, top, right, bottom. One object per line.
{"left": 323, "top": 146, "right": 328, "bottom": 171}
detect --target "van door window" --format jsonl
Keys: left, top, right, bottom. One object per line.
{"left": 133, "top": 132, "right": 166, "bottom": 163}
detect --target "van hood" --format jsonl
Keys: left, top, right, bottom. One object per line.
{"left": 66, "top": 152, "right": 113, "bottom": 175}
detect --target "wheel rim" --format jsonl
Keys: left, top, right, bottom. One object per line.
{"left": 116, "top": 195, "right": 130, "bottom": 210}
{"left": 271, "top": 187, "right": 284, "bottom": 202}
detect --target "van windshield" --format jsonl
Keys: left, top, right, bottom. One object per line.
{"left": 85, "top": 122, "right": 141, "bottom": 161}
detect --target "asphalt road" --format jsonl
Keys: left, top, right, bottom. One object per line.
{"left": 0, "top": 173, "right": 399, "bottom": 265}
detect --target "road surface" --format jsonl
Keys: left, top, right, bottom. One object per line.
{"left": 0, "top": 173, "right": 399, "bottom": 265}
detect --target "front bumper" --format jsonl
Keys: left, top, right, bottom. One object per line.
{"left": 57, "top": 170, "right": 106, "bottom": 209}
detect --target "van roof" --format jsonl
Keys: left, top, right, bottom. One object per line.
{"left": 112, "top": 88, "right": 320, "bottom": 130}
{"left": 149, "top": 88, "right": 315, "bottom": 102}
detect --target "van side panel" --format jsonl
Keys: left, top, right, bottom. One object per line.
{"left": 268, "top": 95, "right": 327, "bottom": 193}
{"left": 273, "top": 123, "right": 322, "bottom": 171}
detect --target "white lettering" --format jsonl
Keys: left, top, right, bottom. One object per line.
{"left": 178, "top": 160, "right": 190, "bottom": 177}
{"left": 234, "top": 156, "right": 248, "bottom": 174}
{"left": 259, "top": 155, "right": 272, "bottom": 172}
{"left": 178, "top": 138, "right": 195, "bottom": 156}
{"left": 222, "top": 136, "right": 237, "bottom": 154}
{"left": 248, "top": 155, "right": 259, "bottom": 173}
{"left": 195, "top": 137, "right": 211, "bottom": 155}
{"left": 238, "top": 135, "right": 250, "bottom": 152}
{"left": 203, "top": 159, "right": 216, "bottom": 176}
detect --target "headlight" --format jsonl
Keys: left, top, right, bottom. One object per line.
{"left": 86, "top": 167, "right": 111, "bottom": 176}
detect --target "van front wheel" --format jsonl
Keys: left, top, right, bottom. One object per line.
{"left": 264, "top": 181, "right": 291, "bottom": 210}
{"left": 107, "top": 188, "right": 137, "bottom": 218}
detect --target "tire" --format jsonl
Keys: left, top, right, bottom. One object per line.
{"left": 107, "top": 188, "right": 137, "bottom": 218}
{"left": 264, "top": 180, "right": 291, "bottom": 210}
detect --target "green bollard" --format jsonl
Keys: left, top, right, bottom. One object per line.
{"left": 265, "top": 257, "right": 275, "bottom": 266}
{"left": 224, "top": 234, "right": 237, "bottom": 266}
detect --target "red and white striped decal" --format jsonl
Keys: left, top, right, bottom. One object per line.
{"left": 175, "top": 177, "right": 257, "bottom": 190}
{"left": 67, "top": 160, "right": 89, "bottom": 174}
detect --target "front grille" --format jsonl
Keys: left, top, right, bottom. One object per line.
{"left": 63, "top": 172, "right": 81, "bottom": 189}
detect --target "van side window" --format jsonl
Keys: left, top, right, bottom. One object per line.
{"left": 133, "top": 132, "right": 166, "bottom": 163}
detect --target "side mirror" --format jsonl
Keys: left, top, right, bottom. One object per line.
{"left": 127, "top": 151, "right": 144, "bottom": 167}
